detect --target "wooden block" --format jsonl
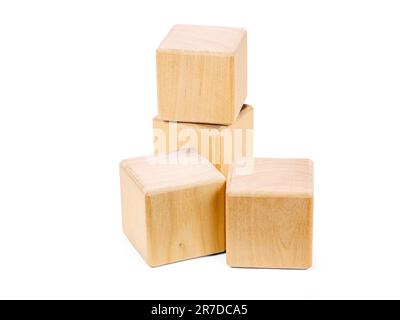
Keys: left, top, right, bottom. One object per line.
{"left": 120, "top": 151, "right": 226, "bottom": 267}
{"left": 153, "top": 104, "right": 253, "bottom": 177}
{"left": 157, "top": 24, "right": 247, "bottom": 125}
{"left": 226, "top": 158, "right": 314, "bottom": 269}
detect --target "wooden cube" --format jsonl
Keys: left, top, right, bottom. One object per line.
{"left": 153, "top": 104, "right": 253, "bottom": 177}
{"left": 156, "top": 24, "right": 247, "bottom": 125}
{"left": 226, "top": 158, "right": 314, "bottom": 269}
{"left": 120, "top": 151, "right": 226, "bottom": 267}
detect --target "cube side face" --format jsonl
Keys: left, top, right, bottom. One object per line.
{"left": 220, "top": 105, "right": 253, "bottom": 170}
{"left": 120, "top": 167, "right": 148, "bottom": 262}
{"left": 226, "top": 195, "right": 313, "bottom": 269}
{"left": 153, "top": 105, "right": 253, "bottom": 177}
{"left": 146, "top": 182, "right": 226, "bottom": 267}
{"left": 233, "top": 33, "right": 247, "bottom": 118}
{"left": 157, "top": 50, "right": 234, "bottom": 125}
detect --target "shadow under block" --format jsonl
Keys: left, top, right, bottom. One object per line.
{"left": 226, "top": 158, "right": 314, "bottom": 269}
{"left": 156, "top": 24, "right": 247, "bottom": 125}
{"left": 120, "top": 152, "right": 226, "bottom": 267}
{"left": 153, "top": 104, "right": 253, "bottom": 177}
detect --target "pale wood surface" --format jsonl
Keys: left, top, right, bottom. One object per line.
{"left": 120, "top": 151, "right": 226, "bottom": 267}
{"left": 147, "top": 183, "right": 225, "bottom": 267}
{"left": 228, "top": 158, "right": 313, "bottom": 197}
{"left": 226, "top": 158, "right": 314, "bottom": 269}
{"left": 219, "top": 105, "right": 253, "bottom": 176}
{"left": 153, "top": 105, "right": 253, "bottom": 177}
{"left": 157, "top": 24, "right": 247, "bottom": 125}
{"left": 159, "top": 24, "right": 246, "bottom": 54}
{"left": 120, "top": 166, "right": 148, "bottom": 262}
{"left": 234, "top": 34, "right": 247, "bottom": 121}
{"left": 120, "top": 151, "right": 225, "bottom": 194}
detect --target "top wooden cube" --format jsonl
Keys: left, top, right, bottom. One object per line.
{"left": 156, "top": 24, "right": 247, "bottom": 125}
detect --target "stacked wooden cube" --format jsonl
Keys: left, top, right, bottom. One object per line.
{"left": 120, "top": 25, "right": 314, "bottom": 269}
{"left": 153, "top": 24, "right": 253, "bottom": 177}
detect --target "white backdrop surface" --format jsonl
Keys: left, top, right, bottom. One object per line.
{"left": 0, "top": 0, "right": 399, "bottom": 299}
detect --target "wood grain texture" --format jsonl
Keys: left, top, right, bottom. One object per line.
{"left": 228, "top": 158, "right": 313, "bottom": 197}
{"left": 120, "top": 151, "right": 226, "bottom": 267}
{"left": 153, "top": 104, "right": 253, "bottom": 177}
{"left": 120, "top": 165, "right": 148, "bottom": 262}
{"left": 226, "top": 158, "right": 314, "bottom": 269}
{"left": 157, "top": 24, "right": 247, "bottom": 125}
{"left": 147, "top": 183, "right": 225, "bottom": 267}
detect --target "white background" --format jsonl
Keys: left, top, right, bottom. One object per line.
{"left": 1, "top": 0, "right": 399, "bottom": 299}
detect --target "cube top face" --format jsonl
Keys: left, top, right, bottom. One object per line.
{"left": 158, "top": 24, "right": 246, "bottom": 55}
{"left": 120, "top": 151, "right": 225, "bottom": 195}
{"left": 228, "top": 158, "right": 314, "bottom": 198}
{"left": 157, "top": 25, "right": 247, "bottom": 125}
